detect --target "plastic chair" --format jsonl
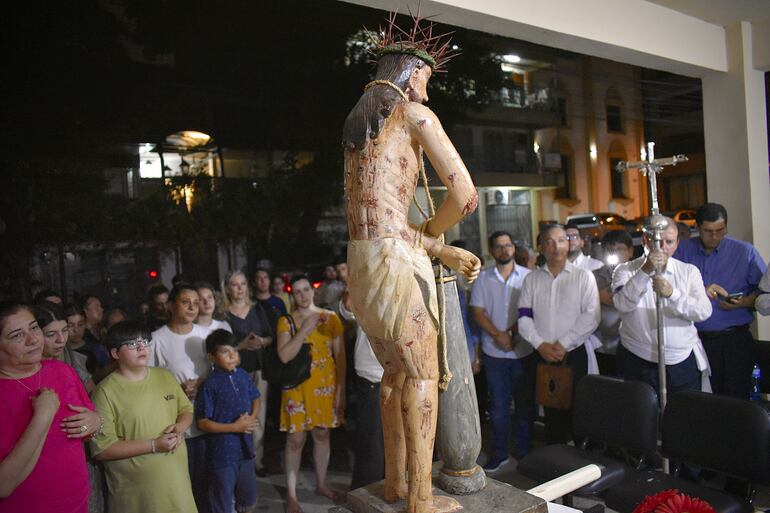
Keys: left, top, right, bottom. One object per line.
{"left": 605, "top": 391, "right": 770, "bottom": 513}
{"left": 518, "top": 375, "right": 660, "bottom": 510}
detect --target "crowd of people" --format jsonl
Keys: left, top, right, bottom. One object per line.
{"left": 0, "top": 257, "right": 357, "bottom": 513}
{"left": 2, "top": 202, "right": 769, "bottom": 513}
{"left": 466, "top": 202, "right": 769, "bottom": 474}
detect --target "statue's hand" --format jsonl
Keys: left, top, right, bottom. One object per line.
{"left": 438, "top": 245, "right": 481, "bottom": 284}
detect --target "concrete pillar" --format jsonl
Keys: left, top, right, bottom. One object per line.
{"left": 702, "top": 21, "right": 770, "bottom": 339}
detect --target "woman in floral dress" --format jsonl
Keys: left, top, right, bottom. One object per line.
{"left": 277, "top": 275, "right": 345, "bottom": 513}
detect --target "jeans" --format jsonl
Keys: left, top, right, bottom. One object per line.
{"left": 249, "top": 370, "right": 268, "bottom": 469}
{"left": 483, "top": 352, "right": 536, "bottom": 460}
{"left": 351, "top": 376, "right": 385, "bottom": 489}
{"left": 187, "top": 435, "right": 210, "bottom": 513}
{"left": 208, "top": 458, "right": 257, "bottom": 513}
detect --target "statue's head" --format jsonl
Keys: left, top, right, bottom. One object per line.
{"left": 343, "top": 10, "right": 455, "bottom": 151}
{"left": 372, "top": 10, "right": 454, "bottom": 74}
{"left": 372, "top": 53, "right": 432, "bottom": 104}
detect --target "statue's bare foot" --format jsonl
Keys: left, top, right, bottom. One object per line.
{"left": 409, "top": 496, "right": 462, "bottom": 513}
{"left": 285, "top": 496, "right": 305, "bottom": 513}
{"left": 383, "top": 481, "right": 408, "bottom": 503}
{"left": 314, "top": 486, "right": 345, "bottom": 504}
{"left": 433, "top": 496, "right": 463, "bottom": 513}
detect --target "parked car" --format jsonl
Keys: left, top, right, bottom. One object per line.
{"left": 673, "top": 209, "right": 697, "bottom": 227}
{"left": 565, "top": 212, "right": 632, "bottom": 242}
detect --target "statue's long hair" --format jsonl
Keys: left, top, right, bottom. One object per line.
{"left": 342, "top": 54, "right": 427, "bottom": 152}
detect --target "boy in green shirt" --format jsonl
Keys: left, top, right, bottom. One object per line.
{"left": 91, "top": 320, "right": 197, "bottom": 513}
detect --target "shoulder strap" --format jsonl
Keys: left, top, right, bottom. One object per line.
{"left": 254, "top": 302, "right": 274, "bottom": 337}
{"left": 284, "top": 314, "right": 297, "bottom": 336}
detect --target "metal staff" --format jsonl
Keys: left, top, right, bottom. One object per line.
{"left": 616, "top": 142, "right": 687, "bottom": 474}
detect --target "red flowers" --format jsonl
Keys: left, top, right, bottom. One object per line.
{"left": 632, "top": 489, "right": 716, "bottom": 513}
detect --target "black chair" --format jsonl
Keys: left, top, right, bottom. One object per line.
{"left": 605, "top": 391, "right": 770, "bottom": 513}
{"left": 518, "top": 375, "right": 660, "bottom": 509}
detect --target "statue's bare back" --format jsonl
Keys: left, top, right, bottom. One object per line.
{"left": 345, "top": 107, "right": 422, "bottom": 244}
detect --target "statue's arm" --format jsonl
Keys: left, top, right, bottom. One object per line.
{"left": 403, "top": 220, "right": 481, "bottom": 284}
{"left": 405, "top": 103, "right": 478, "bottom": 238}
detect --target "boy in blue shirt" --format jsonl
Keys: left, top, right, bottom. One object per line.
{"left": 196, "top": 329, "right": 261, "bottom": 513}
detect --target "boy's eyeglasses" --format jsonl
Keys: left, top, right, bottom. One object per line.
{"left": 118, "top": 338, "right": 152, "bottom": 351}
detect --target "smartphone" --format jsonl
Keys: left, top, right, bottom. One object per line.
{"left": 725, "top": 292, "right": 744, "bottom": 303}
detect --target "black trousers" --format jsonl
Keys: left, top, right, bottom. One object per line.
{"left": 700, "top": 326, "right": 754, "bottom": 399}
{"left": 616, "top": 344, "right": 700, "bottom": 398}
{"left": 351, "top": 376, "right": 385, "bottom": 489}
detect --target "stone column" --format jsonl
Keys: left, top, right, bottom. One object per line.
{"left": 702, "top": 21, "right": 770, "bottom": 339}
{"left": 434, "top": 267, "right": 486, "bottom": 495}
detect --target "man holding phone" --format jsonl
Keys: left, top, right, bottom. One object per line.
{"left": 675, "top": 203, "right": 768, "bottom": 398}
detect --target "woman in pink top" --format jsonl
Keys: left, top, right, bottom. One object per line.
{"left": 0, "top": 301, "right": 101, "bottom": 513}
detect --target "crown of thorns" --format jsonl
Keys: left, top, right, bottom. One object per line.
{"left": 371, "top": 10, "right": 456, "bottom": 72}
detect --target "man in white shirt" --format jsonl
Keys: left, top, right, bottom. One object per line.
{"left": 566, "top": 223, "right": 603, "bottom": 271}
{"left": 315, "top": 263, "right": 346, "bottom": 309}
{"left": 519, "top": 224, "right": 600, "bottom": 444}
{"left": 471, "top": 231, "right": 533, "bottom": 472}
{"left": 339, "top": 291, "right": 386, "bottom": 489}
{"left": 149, "top": 283, "right": 211, "bottom": 513}
{"left": 757, "top": 268, "right": 770, "bottom": 316}
{"left": 613, "top": 218, "right": 713, "bottom": 396}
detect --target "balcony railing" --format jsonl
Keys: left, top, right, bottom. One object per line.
{"left": 494, "top": 86, "right": 553, "bottom": 109}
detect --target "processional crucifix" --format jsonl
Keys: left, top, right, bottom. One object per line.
{"left": 616, "top": 142, "right": 687, "bottom": 473}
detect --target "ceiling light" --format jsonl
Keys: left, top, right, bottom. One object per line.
{"left": 165, "top": 130, "right": 212, "bottom": 148}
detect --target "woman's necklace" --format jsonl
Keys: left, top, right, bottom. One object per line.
{"left": 0, "top": 364, "right": 43, "bottom": 395}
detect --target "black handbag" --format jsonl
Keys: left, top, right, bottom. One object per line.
{"left": 262, "top": 315, "right": 312, "bottom": 390}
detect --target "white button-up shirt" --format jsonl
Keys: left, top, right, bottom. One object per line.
{"left": 572, "top": 252, "right": 604, "bottom": 272}
{"left": 757, "top": 268, "right": 770, "bottom": 316}
{"left": 470, "top": 265, "right": 532, "bottom": 359}
{"left": 338, "top": 299, "right": 384, "bottom": 383}
{"left": 612, "top": 256, "right": 712, "bottom": 366}
{"left": 518, "top": 262, "right": 600, "bottom": 355}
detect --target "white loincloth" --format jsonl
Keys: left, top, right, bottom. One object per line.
{"left": 347, "top": 238, "right": 439, "bottom": 343}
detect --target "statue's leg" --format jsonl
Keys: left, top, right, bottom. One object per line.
{"left": 370, "top": 336, "right": 408, "bottom": 501}
{"left": 392, "top": 282, "right": 440, "bottom": 513}
{"left": 402, "top": 373, "right": 438, "bottom": 513}
{"left": 380, "top": 368, "right": 407, "bottom": 501}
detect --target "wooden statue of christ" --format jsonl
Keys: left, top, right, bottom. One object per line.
{"left": 342, "top": 32, "right": 481, "bottom": 513}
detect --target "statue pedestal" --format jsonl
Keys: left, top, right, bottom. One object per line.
{"left": 334, "top": 475, "right": 547, "bottom": 513}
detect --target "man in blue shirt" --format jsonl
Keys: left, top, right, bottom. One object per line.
{"left": 675, "top": 202, "right": 767, "bottom": 398}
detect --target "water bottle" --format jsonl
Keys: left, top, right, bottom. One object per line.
{"left": 751, "top": 364, "right": 762, "bottom": 401}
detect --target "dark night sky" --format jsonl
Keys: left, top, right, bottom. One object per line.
{"left": 3, "top": 1, "right": 391, "bottom": 155}
{"left": 3, "top": 0, "right": 550, "bottom": 158}
{"left": 0, "top": 0, "right": 514, "bottom": 280}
